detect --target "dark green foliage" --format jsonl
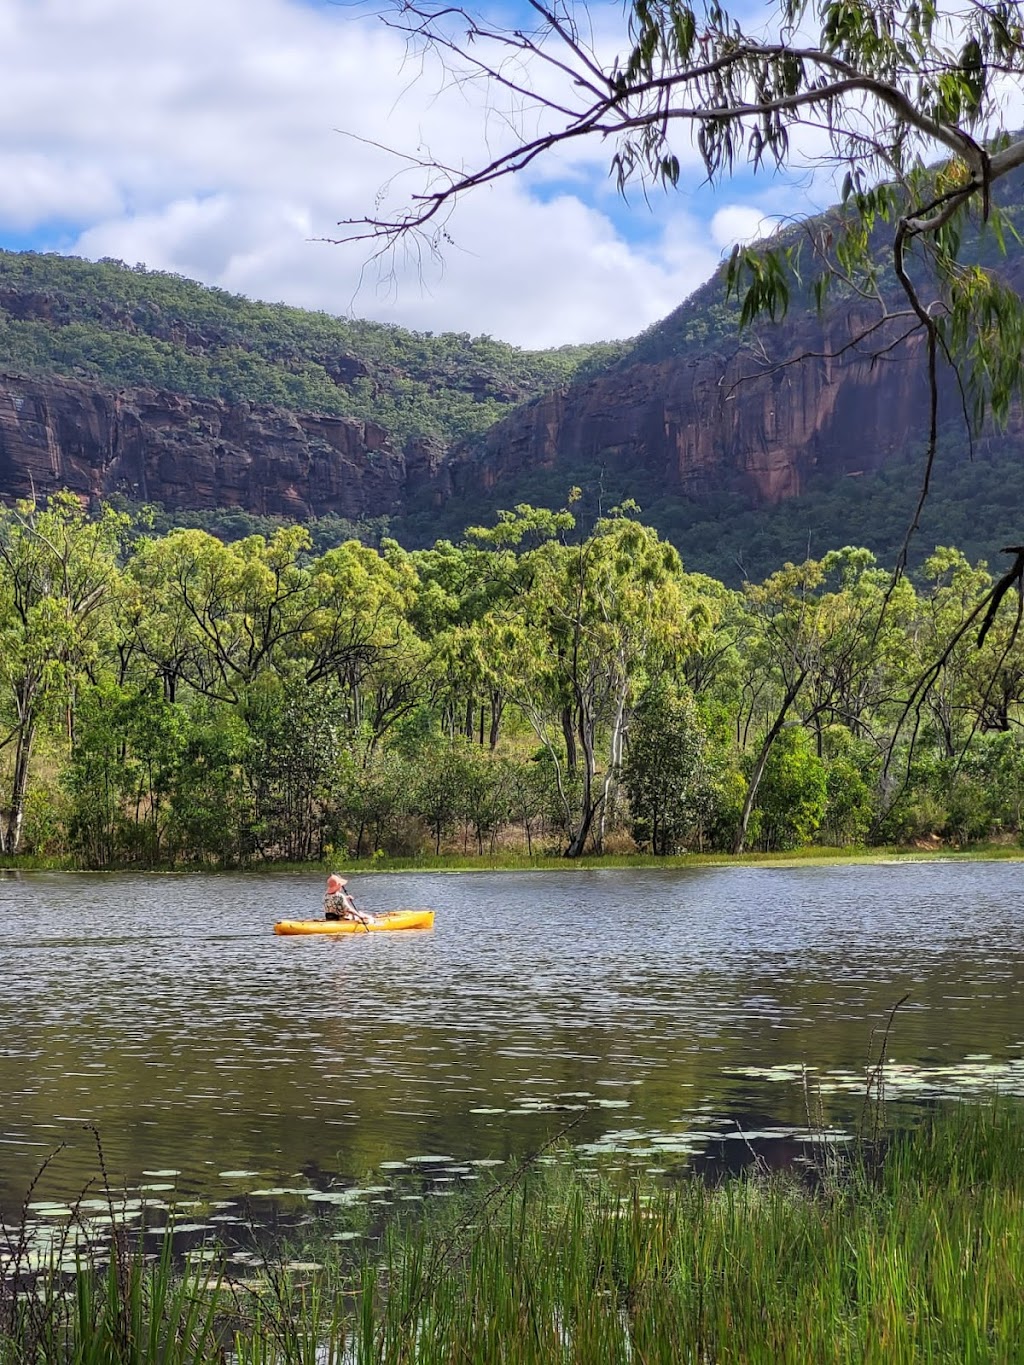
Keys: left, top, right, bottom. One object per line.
{"left": 163, "top": 705, "right": 252, "bottom": 865}
{"left": 242, "top": 677, "right": 354, "bottom": 863}
{"left": 8, "top": 492, "right": 1024, "bottom": 866}
{"left": 750, "top": 728, "right": 828, "bottom": 852}
{"left": 346, "top": 750, "right": 423, "bottom": 859}
{"left": 880, "top": 729, "right": 1024, "bottom": 847}
{"left": 391, "top": 431, "right": 1024, "bottom": 585}
{"left": 6, "top": 249, "right": 1024, "bottom": 586}
{"left": 820, "top": 728, "right": 877, "bottom": 846}
{"left": 64, "top": 683, "right": 188, "bottom": 865}
{"left": 622, "top": 682, "right": 714, "bottom": 853}
{"left": 411, "top": 741, "right": 478, "bottom": 854}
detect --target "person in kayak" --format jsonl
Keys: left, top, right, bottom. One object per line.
{"left": 323, "top": 874, "right": 373, "bottom": 925}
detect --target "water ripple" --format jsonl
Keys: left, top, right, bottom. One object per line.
{"left": 1, "top": 862, "right": 1022, "bottom": 1209}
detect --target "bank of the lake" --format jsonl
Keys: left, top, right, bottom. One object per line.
{"left": 4, "top": 1102, "right": 1024, "bottom": 1364}
{"left": 4, "top": 839, "right": 1024, "bottom": 874}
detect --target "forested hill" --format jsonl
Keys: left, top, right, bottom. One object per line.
{"left": 3, "top": 239, "right": 1024, "bottom": 584}
{"left": 0, "top": 250, "right": 624, "bottom": 446}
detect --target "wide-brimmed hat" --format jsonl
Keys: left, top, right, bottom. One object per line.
{"left": 326, "top": 873, "right": 347, "bottom": 893}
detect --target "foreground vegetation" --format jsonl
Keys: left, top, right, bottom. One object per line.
{"left": 4, "top": 1102, "right": 1024, "bottom": 1362}
{"left": 4, "top": 492, "right": 1024, "bottom": 866}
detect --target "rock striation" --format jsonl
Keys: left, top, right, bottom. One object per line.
{"left": 0, "top": 300, "right": 1010, "bottom": 530}
{"left": 0, "top": 375, "right": 413, "bottom": 520}
{"left": 442, "top": 307, "right": 947, "bottom": 508}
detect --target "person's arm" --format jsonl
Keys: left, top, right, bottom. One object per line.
{"left": 346, "top": 891, "right": 372, "bottom": 924}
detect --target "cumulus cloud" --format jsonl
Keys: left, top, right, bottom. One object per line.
{"left": 709, "top": 205, "right": 780, "bottom": 250}
{"left": 0, "top": 0, "right": 785, "bottom": 345}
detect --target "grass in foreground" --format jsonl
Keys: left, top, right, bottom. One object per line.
{"left": 3, "top": 1103, "right": 1024, "bottom": 1362}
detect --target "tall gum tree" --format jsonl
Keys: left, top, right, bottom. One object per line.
{"left": 899, "top": 545, "right": 1024, "bottom": 756}
{"left": 305, "top": 539, "right": 427, "bottom": 757}
{"left": 123, "top": 528, "right": 316, "bottom": 704}
{"left": 469, "top": 502, "right": 703, "bottom": 855}
{"left": 0, "top": 495, "right": 128, "bottom": 854}
{"left": 732, "top": 546, "right": 910, "bottom": 853}
{"left": 414, "top": 539, "right": 537, "bottom": 747}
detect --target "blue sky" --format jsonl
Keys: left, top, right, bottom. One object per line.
{"left": 0, "top": 0, "right": 826, "bottom": 347}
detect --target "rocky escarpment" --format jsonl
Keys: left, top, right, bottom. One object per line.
{"left": 0, "top": 296, "right": 1011, "bottom": 537}
{"left": 0, "top": 375, "right": 443, "bottom": 520}
{"left": 440, "top": 307, "right": 957, "bottom": 510}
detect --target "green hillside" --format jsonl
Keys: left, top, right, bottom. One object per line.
{"left": 619, "top": 164, "right": 1024, "bottom": 371}
{"left": 384, "top": 428, "right": 1024, "bottom": 585}
{"left": 2, "top": 246, "right": 1024, "bottom": 584}
{"left": 0, "top": 251, "right": 624, "bottom": 445}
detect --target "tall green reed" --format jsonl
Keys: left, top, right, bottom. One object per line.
{"left": 348, "top": 1103, "right": 1024, "bottom": 1364}
{"left": 4, "top": 1102, "right": 1024, "bottom": 1362}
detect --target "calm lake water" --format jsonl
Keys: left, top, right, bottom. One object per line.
{"left": 2, "top": 862, "right": 1023, "bottom": 1217}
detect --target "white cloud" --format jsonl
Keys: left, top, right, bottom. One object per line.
{"left": 0, "top": 155, "right": 122, "bottom": 229}
{"left": 709, "top": 205, "right": 779, "bottom": 250}
{"left": 0, "top": 0, "right": 781, "bottom": 345}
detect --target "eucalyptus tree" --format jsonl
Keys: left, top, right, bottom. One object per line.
{"left": 65, "top": 680, "right": 191, "bottom": 866}
{"left": 895, "top": 544, "right": 1024, "bottom": 807}
{"left": 304, "top": 539, "right": 427, "bottom": 759}
{"left": 796, "top": 548, "right": 916, "bottom": 744}
{"left": 123, "top": 526, "right": 317, "bottom": 704}
{"left": 412, "top": 740, "right": 477, "bottom": 854}
{"left": 751, "top": 727, "right": 829, "bottom": 852}
{"left": 622, "top": 679, "right": 714, "bottom": 853}
{"left": 678, "top": 572, "right": 745, "bottom": 703}
{"left": 0, "top": 495, "right": 129, "bottom": 853}
{"left": 907, "top": 546, "right": 996, "bottom": 757}
{"left": 242, "top": 673, "right": 354, "bottom": 862}
{"left": 409, "top": 537, "right": 531, "bottom": 746}
{"left": 732, "top": 547, "right": 902, "bottom": 853}
{"left": 469, "top": 503, "right": 701, "bottom": 855}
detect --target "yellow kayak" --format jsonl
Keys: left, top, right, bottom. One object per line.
{"left": 274, "top": 909, "right": 435, "bottom": 936}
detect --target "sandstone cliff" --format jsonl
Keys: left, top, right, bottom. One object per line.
{"left": 0, "top": 374, "right": 428, "bottom": 520}
{"left": 441, "top": 307, "right": 955, "bottom": 511}
{"left": 0, "top": 288, "right": 1009, "bottom": 540}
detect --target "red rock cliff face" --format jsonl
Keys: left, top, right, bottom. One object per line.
{"left": 444, "top": 308, "right": 947, "bottom": 507}
{"left": 0, "top": 303, "right": 998, "bottom": 527}
{"left": 0, "top": 375, "right": 411, "bottom": 520}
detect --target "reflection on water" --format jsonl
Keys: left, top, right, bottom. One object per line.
{"left": 1, "top": 862, "right": 1023, "bottom": 1213}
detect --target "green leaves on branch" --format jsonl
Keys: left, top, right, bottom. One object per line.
{"left": 726, "top": 245, "right": 798, "bottom": 325}
{"left": 942, "top": 265, "right": 1024, "bottom": 430}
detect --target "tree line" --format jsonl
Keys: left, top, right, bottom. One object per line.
{"left": 1, "top": 492, "right": 1022, "bottom": 866}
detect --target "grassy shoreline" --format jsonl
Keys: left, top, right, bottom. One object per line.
{"left": 4, "top": 1102, "right": 1024, "bottom": 1362}
{"left": 2, "top": 841, "right": 1024, "bottom": 874}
